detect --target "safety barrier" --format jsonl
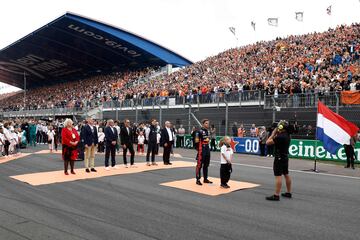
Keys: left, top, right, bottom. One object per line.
{"left": 180, "top": 134, "right": 359, "bottom": 163}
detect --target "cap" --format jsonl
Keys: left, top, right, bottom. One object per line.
{"left": 277, "top": 120, "right": 289, "bottom": 131}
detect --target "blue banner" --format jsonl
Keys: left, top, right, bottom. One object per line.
{"left": 232, "top": 137, "right": 260, "bottom": 155}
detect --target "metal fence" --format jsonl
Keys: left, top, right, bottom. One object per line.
{"left": 2, "top": 107, "right": 86, "bottom": 118}
{"left": 103, "top": 90, "right": 265, "bottom": 109}
{"left": 264, "top": 92, "right": 341, "bottom": 110}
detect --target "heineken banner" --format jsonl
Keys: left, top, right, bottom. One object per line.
{"left": 289, "top": 139, "right": 360, "bottom": 163}
{"left": 181, "top": 135, "right": 359, "bottom": 163}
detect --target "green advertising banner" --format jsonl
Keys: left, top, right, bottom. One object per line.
{"left": 181, "top": 135, "right": 360, "bottom": 163}
{"left": 289, "top": 139, "right": 360, "bottom": 163}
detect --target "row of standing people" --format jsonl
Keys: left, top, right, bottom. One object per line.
{"left": 61, "top": 118, "right": 177, "bottom": 174}
{"left": 61, "top": 117, "right": 234, "bottom": 189}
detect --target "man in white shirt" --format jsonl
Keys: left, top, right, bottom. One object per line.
{"left": 160, "top": 121, "right": 174, "bottom": 165}
{"left": 177, "top": 125, "right": 186, "bottom": 148}
{"left": 114, "top": 121, "right": 121, "bottom": 154}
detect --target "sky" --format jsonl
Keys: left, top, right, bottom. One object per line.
{"left": 1, "top": 0, "right": 360, "bottom": 92}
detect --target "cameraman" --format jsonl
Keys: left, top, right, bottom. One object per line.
{"left": 265, "top": 120, "right": 292, "bottom": 201}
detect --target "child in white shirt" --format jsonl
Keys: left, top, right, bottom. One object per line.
{"left": 9, "top": 129, "right": 18, "bottom": 155}
{"left": 47, "top": 126, "right": 55, "bottom": 152}
{"left": 220, "top": 136, "right": 233, "bottom": 188}
{"left": 137, "top": 131, "right": 145, "bottom": 153}
{"left": 97, "top": 128, "right": 105, "bottom": 153}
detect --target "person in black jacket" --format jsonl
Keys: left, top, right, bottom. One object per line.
{"left": 104, "top": 119, "right": 118, "bottom": 170}
{"left": 81, "top": 118, "right": 99, "bottom": 173}
{"left": 191, "top": 126, "right": 198, "bottom": 149}
{"left": 120, "top": 119, "right": 135, "bottom": 167}
{"left": 344, "top": 135, "right": 357, "bottom": 169}
{"left": 160, "top": 121, "right": 174, "bottom": 165}
{"left": 146, "top": 119, "right": 158, "bottom": 166}
{"left": 265, "top": 120, "right": 292, "bottom": 201}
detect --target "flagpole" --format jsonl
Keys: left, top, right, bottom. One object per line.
{"left": 313, "top": 100, "right": 319, "bottom": 172}
{"left": 303, "top": 99, "right": 320, "bottom": 173}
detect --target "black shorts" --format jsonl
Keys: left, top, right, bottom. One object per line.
{"left": 273, "top": 156, "right": 289, "bottom": 176}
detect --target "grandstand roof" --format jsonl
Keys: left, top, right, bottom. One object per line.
{"left": 0, "top": 12, "right": 192, "bottom": 89}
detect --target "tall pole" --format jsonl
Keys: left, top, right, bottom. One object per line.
{"left": 224, "top": 100, "right": 228, "bottom": 136}
{"left": 313, "top": 100, "right": 319, "bottom": 172}
{"left": 23, "top": 72, "right": 26, "bottom": 109}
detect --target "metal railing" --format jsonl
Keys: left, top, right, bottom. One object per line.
{"left": 2, "top": 107, "right": 86, "bottom": 118}
{"left": 264, "top": 92, "right": 341, "bottom": 110}
{"left": 103, "top": 90, "right": 265, "bottom": 109}
{"left": 0, "top": 98, "right": 104, "bottom": 118}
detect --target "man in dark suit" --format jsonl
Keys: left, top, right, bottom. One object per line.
{"left": 160, "top": 121, "right": 174, "bottom": 165}
{"left": 104, "top": 119, "right": 118, "bottom": 170}
{"left": 146, "top": 119, "right": 158, "bottom": 166}
{"left": 81, "top": 118, "right": 99, "bottom": 173}
{"left": 120, "top": 119, "right": 135, "bottom": 167}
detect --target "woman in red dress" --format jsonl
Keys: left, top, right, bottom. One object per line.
{"left": 61, "top": 119, "right": 80, "bottom": 175}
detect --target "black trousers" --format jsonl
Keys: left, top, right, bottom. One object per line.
{"left": 105, "top": 144, "right": 116, "bottom": 167}
{"left": 42, "top": 132, "right": 48, "bottom": 144}
{"left": 260, "top": 143, "right": 266, "bottom": 156}
{"left": 210, "top": 139, "right": 216, "bottom": 151}
{"left": 4, "top": 140, "right": 10, "bottom": 156}
{"left": 98, "top": 142, "right": 105, "bottom": 152}
{"left": 267, "top": 145, "right": 274, "bottom": 156}
{"left": 155, "top": 144, "right": 159, "bottom": 155}
{"left": 123, "top": 143, "right": 135, "bottom": 165}
{"left": 36, "top": 132, "right": 42, "bottom": 143}
{"left": 344, "top": 144, "right": 355, "bottom": 167}
{"left": 196, "top": 145, "right": 210, "bottom": 180}
{"left": 163, "top": 141, "right": 173, "bottom": 164}
{"left": 178, "top": 136, "right": 184, "bottom": 148}
{"left": 220, "top": 163, "right": 232, "bottom": 185}
{"left": 146, "top": 143, "right": 157, "bottom": 162}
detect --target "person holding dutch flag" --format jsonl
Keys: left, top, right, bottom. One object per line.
{"left": 316, "top": 101, "right": 359, "bottom": 169}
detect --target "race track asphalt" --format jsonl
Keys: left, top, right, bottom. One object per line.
{"left": 0, "top": 146, "right": 359, "bottom": 240}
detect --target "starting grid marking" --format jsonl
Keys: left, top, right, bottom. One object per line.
{"left": 160, "top": 178, "right": 260, "bottom": 196}
{"left": 34, "top": 150, "right": 183, "bottom": 158}
{"left": 10, "top": 161, "right": 195, "bottom": 186}
{"left": 0, "top": 153, "right": 32, "bottom": 164}
{"left": 5, "top": 152, "right": 261, "bottom": 196}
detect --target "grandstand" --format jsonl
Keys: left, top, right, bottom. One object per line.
{"left": 1, "top": 5, "right": 360, "bottom": 240}
{"left": 1, "top": 19, "right": 359, "bottom": 137}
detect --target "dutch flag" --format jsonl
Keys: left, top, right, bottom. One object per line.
{"left": 316, "top": 101, "right": 359, "bottom": 154}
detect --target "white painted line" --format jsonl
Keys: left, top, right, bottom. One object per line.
{"left": 179, "top": 156, "right": 360, "bottom": 180}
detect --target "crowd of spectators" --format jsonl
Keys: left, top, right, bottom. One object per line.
{"left": 1, "top": 24, "right": 360, "bottom": 111}
{"left": 118, "top": 24, "right": 360, "bottom": 102}
{"left": 0, "top": 68, "right": 157, "bottom": 111}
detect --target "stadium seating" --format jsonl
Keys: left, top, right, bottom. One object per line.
{"left": 1, "top": 24, "right": 360, "bottom": 112}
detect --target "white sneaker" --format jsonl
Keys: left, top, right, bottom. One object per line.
{"left": 125, "top": 164, "right": 129, "bottom": 168}
{"left": 112, "top": 165, "right": 119, "bottom": 169}
{"left": 105, "top": 167, "right": 110, "bottom": 171}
